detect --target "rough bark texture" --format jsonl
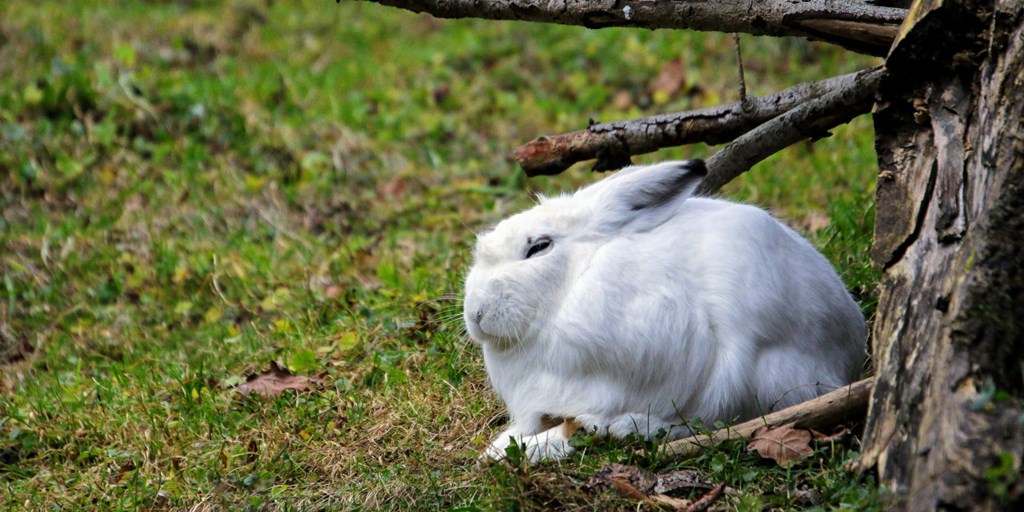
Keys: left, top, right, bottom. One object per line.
{"left": 360, "top": 0, "right": 905, "bottom": 56}
{"left": 663, "top": 378, "right": 873, "bottom": 458}
{"left": 515, "top": 69, "right": 878, "bottom": 177}
{"left": 699, "top": 67, "right": 881, "bottom": 194}
{"left": 861, "top": 0, "right": 1024, "bottom": 509}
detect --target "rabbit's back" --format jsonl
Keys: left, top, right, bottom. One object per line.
{"left": 539, "top": 197, "right": 864, "bottom": 421}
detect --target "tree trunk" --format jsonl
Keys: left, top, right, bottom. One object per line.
{"left": 861, "top": 0, "right": 1024, "bottom": 509}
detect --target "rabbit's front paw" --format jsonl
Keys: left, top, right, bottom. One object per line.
{"left": 521, "top": 430, "right": 574, "bottom": 462}
{"left": 481, "top": 428, "right": 575, "bottom": 463}
{"left": 480, "top": 435, "right": 514, "bottom": 462}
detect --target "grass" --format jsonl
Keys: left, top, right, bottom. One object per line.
{"left": 1, "top": 0, "right": 881, "bottom": 509}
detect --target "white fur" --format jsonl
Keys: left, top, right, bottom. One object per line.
{"left": 463, "top": 160, "right": 866, "bottom": 462}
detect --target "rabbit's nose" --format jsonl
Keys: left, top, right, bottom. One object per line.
{"left": 474, "top": 308, "right": 485, "bottom": 322}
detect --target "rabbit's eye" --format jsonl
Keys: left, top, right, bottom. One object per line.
{"left": 525, "top": 237, "right": 553, "bottom": 259}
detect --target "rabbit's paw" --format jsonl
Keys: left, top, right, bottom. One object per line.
{"left": 521, "top": 431, "right": 574, "bottom": 462}
{"left": 480, "top": 435, "right": 514, "bottom": 462}
{"left": 480, "top": 432, "right": 574, "bottom": 462}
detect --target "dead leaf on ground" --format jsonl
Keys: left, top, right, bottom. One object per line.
{"left": 613, "top": 89, "right": 633, "bottom": 110}
{"left": 586, "top": 463, "right": 715, "bottom": 509}
{"left": 377, "top": 176, "right": 408, "bottom": 200}
{"left": 649, "top": 58, "right": 688, "bottom": 101}
{"left": 747, "top": 423, "right": 814, "bottom": 466}
{"left": 794, "top": 210, "right": 831, "bottom": 233}
{"left": 234, "top": 361, "right": 325, "bottom": 398}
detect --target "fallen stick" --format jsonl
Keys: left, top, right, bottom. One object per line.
{"left": 663, "top": 377, "right": 874, "bottom": 458}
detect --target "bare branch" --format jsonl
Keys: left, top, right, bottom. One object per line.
{"left": 515, "top": 69, "right": 877, "bottom": 177}
{"left": 662, "top": 377, "right": 874, "bottom": 458}
{"left": 357, "top": 0, "right": 905, "bottom": 56}
{"left": 699, "top": 66, "right": 882, "bottom": 194}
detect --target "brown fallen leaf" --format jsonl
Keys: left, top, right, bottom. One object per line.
{"left": 377, "top": 175, "right": 408, "bottom": 200}
{"left": 234, "top": 361, "right": 325, "bottom": 398}
{"left": 613, "top": 89, "right": 633, "bottom": 110}
{"left": 650, "top": 58, "right": 687, "bottom": 102}
{"left": 324, "top": 285, "right": 344, "bottom": 299}
{"left": 794, "top": 210, "right": 831, "bottom": 233}
{"left": 747, "top": 423, "right": 814, "bottom": 466}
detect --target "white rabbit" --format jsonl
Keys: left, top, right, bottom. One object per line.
{"left": 463, "top": 160, "right": 866, "bottom": 462}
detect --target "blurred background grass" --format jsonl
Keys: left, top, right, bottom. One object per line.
{"left": 1, "top": 0, "right": 881, "bottom": 509}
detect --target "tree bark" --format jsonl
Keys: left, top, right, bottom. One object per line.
{"left": 359, "top": 0, "right": 906, "bottom": 56}
{"left": 860, "top": 0, "right": 1024, "bottom": 509}
{"left": 515, "top": 68, "right": 880, "bottom": 177}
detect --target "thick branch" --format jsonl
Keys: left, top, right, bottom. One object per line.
{"left": 358, "top": 0, "right": 905, "bottom": 56}
{"left": 515, "top": 69, "right": 876, "bottom": 177}
{"left": 663, "top": 377, "right": 874, "bottom": 458}
{"left": 698, "top": 66, "right": 881, "bottom": 194}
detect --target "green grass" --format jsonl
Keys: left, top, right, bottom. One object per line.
{"left": 1, "top": 0, "right": 882, "bottom": 509}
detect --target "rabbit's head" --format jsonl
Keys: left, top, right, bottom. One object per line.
{"left": 463, "top": 160, "right": 707, "bottom": 348}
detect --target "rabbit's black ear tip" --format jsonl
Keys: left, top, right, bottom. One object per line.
{"left": 681, "top": 159, "right": 708, "bottom": 177}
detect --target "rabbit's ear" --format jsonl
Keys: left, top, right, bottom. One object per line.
{"left": 592, "top": 160, "right": 707, "bottom": 231}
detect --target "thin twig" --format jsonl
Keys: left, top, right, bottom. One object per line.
{"left": 733, "top": 33, "right": 749, "bottom": 110}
